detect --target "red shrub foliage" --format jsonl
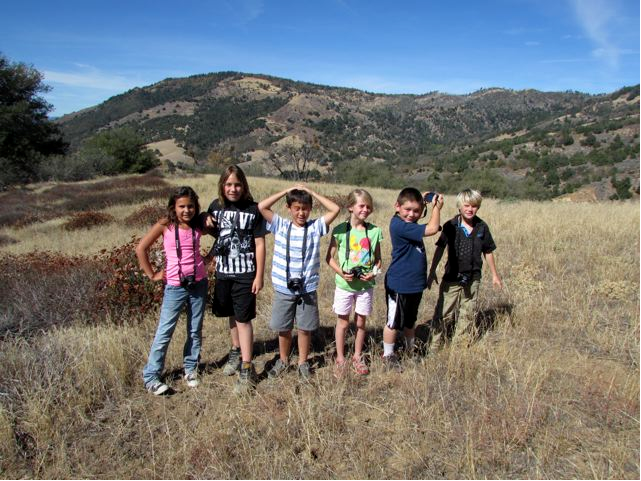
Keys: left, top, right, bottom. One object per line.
{"left": 124, "top": 204, "right": 167, "bottom": 227}
{"left": 63, "top": 211, "right": 116, "bottom": 230}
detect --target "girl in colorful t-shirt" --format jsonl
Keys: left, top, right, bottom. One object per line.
{"left": 325, "top": 189, "right": 382, "bottom": 376}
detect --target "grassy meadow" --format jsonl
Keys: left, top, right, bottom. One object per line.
{"left": 0, "top": 172, "right": 638, "bottom": 479}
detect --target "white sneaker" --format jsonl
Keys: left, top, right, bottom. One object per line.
{"left": 184, "top": 371, "right": 200, "bottom": 388}
{"left": 146, "top": 380, "right": 169, "bottom": 396}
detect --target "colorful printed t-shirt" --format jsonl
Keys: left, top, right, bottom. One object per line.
{"left": 331, "top": 221, "right": 382, "bottom": 292}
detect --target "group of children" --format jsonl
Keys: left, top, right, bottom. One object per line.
{"left": 135, "top": 165, "right": 502, "bottom": 395}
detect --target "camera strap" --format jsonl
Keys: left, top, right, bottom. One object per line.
{"left": 175, "top": 225, "right": 196, "bottom": 280}
{"left": 285, "top": 221, "right": 308, "bottom": 285}
{"left": 340, "top": 221, "right": 371, "bottom": 272}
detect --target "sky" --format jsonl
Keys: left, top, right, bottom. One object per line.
{"left": 2, "top": 0, "right": 639, "bottom": 116}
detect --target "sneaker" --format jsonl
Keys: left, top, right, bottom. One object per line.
{"left": 267, "top": 358, "right": 289, "bottom": 379}
{"left": 146, "top": 379, "right": 169, "bottom": 396}
{"left": 352, "top": 356, "right": 369, "bottom": 376}
{"left": 184, "top": 371, "right": 200, "bottom": 388}
{"left": 298, "top": 361, "right": 312, "bottom": 380}
{"left": 382, "top": 353, "right": 403, "bottom": 373}
{"left": 223, "top": 347, "right": 241, "bottom": 376}
{"left": 234, "top": 362, "right": 257, "bottom": 394}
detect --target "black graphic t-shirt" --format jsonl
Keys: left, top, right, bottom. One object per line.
{"left": 207, "top": 199, "right": 267, "bottom": 280}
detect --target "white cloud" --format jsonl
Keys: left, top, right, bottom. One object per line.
{"left": 568, "top": 0, "right": 619, "bottom": 67}
{"left": 43, "top": 65, "right": 145, "bottom": 91}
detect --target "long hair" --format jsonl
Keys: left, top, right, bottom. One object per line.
{"left": 218, "top": 165, "right": 253, "bottom": 205}
{"left": 346, "top": 188, "right": 373, "bottom": 220}
{"left": 166, "top": 186, "right": 201, "bottom": 228}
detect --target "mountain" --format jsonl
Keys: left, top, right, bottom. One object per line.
{"left": 56, "top": 73, "right": 640, "bottom": 200}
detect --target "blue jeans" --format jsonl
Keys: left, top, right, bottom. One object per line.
{"left": 142, "top": 279, "right": 208, "bottom": 386}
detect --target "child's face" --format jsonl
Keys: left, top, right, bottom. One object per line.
{"left": 223, "top": 173, "right": 244, "bottom": 202}
{"left": 175, "top": 196, "right": 196, "bottom": 224}
{"left": 395, "top": 199, "right": 423, "bottom": 223}
{"left": 287, "top": 201, "right": 312, "bottom": 227}
{"left": 349, "top": 198, "right": 372, "bottom": 222}
{"left": 459, "top": 202, "right": 479, "bottom": 222}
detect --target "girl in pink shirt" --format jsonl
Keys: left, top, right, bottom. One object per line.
{"left": 136, "top": 186, "right": 211, "bottom": 395}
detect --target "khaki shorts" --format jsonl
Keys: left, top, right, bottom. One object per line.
{"left": 270, "top": 290, "right": 320, "bottom": 332}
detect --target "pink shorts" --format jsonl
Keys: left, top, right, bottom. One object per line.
{"left": 332, "top": 286, "right": 374, "bottom": 316}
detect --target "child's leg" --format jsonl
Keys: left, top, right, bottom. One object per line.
{"left": 278, "top": 330, "right": 292, "bottom": 362}
{"left": 440, "top": 282, "right": 463, "bottom": 343}
{"left": 237, "top": 321, "right": 254, "bottom": 363}
{"left": 297, "top": 329, "right": 312, "bottom": 364}
{"left": 353, "top": 313, "right": 367, "bottom": 359}
{"left": 143, "top": 286, "right": 187, "bottom": 385}
{"left": 453, "top": 280, "right": 481, "bottom": 344}
{"left": 335, "top": 315, "right": 350, "bottom": 364}
{"left": 382, "top": 325, "right": 397, "bottom": 356}
{"left": 228, "top": 317, "right": 240, "bottom": 349}
{"left": 183, "top": 279, "right": 207, "bottom": 373}
{"left": 403, "top": 326, "right": 416, "bottom": 351}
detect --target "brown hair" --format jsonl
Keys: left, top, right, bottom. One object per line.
{"left": 165, "top": 186, "right": 201, "bottom": 228}
{"left": 218, "top": 165, "right": 253, "bottom": 205}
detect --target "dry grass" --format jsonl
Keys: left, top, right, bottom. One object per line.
{"left": 0, "top": 175, "right": 637, "bottom": 479}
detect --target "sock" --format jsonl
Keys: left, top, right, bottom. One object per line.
{"left": 383, "top": 342, "right": 395, "bottom": 357}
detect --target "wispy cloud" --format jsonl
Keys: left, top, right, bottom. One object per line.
{"left": 568, "top": 0, "right": 619, "bottom": 67}
{"left": 43, "top": 65, "right": 147, "bottom": 91}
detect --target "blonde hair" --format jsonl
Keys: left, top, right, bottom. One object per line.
{"left": 456, "top": 188, "right": 483, "bottom": 209}
{"left": 347, "top": 188, "right": 374, "bottom": 211}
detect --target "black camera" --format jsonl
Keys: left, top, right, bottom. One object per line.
{"left": 180, "top": 275, "right": 197, "bottom": 289}
{"left": 213, "top": 241, "right": 229, "bottom": 257}
{"left": 424, "top": 192, "right": 437, "bottom": 203}
{"left": 287, "top": 277, "right": 304, "bottom": 293}
{"left": 348, "top": 266, "right": 365, "bottom": 279}
{"left": 457, "top": 272, "right": 471, "bottom": 287}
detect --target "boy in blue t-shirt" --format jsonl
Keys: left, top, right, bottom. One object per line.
{"left": 383, "top": 187, "right": 444, "bottom": 371}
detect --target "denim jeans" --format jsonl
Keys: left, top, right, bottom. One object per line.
{"left": 143, "top": 278, "right": 208, "bottom": 386}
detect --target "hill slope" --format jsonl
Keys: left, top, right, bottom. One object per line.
{"left": 57, "top": 73, "right": 640, "bottom": 200}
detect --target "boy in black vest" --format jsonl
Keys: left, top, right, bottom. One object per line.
{"left": 427, "top": 189, "right": 502, "bottom": 346}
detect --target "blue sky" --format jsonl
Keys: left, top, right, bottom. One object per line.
{"left": 3, "top": 0, "right": 639, "bottom": 116}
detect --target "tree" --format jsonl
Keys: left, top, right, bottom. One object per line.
{"left": 0, "top": 53, "right": 67, "bottom": 188}
{"left": 269, "top": 136, "right": 322, "bottom": 181}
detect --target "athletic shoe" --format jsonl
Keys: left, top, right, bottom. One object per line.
{"left": 146, "top": 380, "right": 169, "bottom": 396}
{"left": 298, "top": 361, "right": 312, "bottom": 380}
{"left": 267, "top": 359, "right": 289, "bottom": 379}
{"left": 234, "top": 362, "right": 257, "bottom": 394}
{"left": 184, "top": 371, "right": 200, "bottom": 388}
{"left": 223, "top": 347, "right": 241, "bottom": 376}
{"left": 382, "top": 353, "right": 403, "bottom": 373}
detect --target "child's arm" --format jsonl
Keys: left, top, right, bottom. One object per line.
{"left": 135, "top": 221, "right": 166, "bottom": 281}
{"left": 427, "top": 245, "right": 445, "bottom": 289}
{"left": 423, "top": 193, "right": 444, "bottom": 237}
{"left": 360, "top": 242, "right": 382, "bottom": 282}
{"left": 325, "top": 236, "right": 355, "bottom": 281}
{"left": 484, "top": 251, "right": 503, "bottom": 289}
{"left": 297, "top": 185, "right": 341, "bottom": 226}
{"left": 252, "top": 236, "right": 266, "bottom": 294}
{"left": 257, "top": 188, "right": 290, "bottom": 224}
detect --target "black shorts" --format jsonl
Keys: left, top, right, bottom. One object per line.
{"left": 385, "top": 285, "right": 423, "bottom": 331}
{"left": 212, "top": 277, "right": 256, "bottom": 323}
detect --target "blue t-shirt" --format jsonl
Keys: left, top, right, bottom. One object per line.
{"left": 385, "top": 214, "right": 427, "bottom": 294}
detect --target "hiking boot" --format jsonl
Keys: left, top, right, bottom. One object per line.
{"left": 267, "top": 359, "right": 289, "bottom": 379}
{"left": 223, "top": 347, "right": 241, "bottom": 376}
{"left": 352, "top": 355, "right": 369, "bottom": 376}
{"left": 184, "top": 371, "right": 200, "bottom": 388}
{"left": 382, "top": 353, "right": 403, "bottom": 373}
{"left": 146, "top": 379, "right": 169, "bottom": 396}
{"left": 298, "top": 361, "right": 312, "bottom": 380}
{"left": 234, "top": 362, "right": 257, "bottom": 394}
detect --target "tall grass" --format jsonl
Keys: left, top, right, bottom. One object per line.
{"left": 0, "top": 174, "right": 637, "bottom": 478}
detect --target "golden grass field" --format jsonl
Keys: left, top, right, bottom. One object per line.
{"left": 0, "top": 173, "right": 638, "bottom": 479}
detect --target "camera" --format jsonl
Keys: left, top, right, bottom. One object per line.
{"left": 180, "top": 275, "right": 197, "bottom": 289}
{"left": 348, "top": 266, "right": 365, "bottom": 279}
{"left": 457, "top": 272, "right": 471, "bottom": 287}
{"left": 287, "top": 277, "right": 304, "bottom": 293}
{"left": 423, "top": 192, "right": 437, "bottom": 203}
{"left": 213, "top": 241, "right": 229, "bottom": 257}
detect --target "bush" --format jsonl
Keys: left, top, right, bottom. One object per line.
{"left": 62, "top": 211, "right": 115, "bottom": 230}
{"left": 124, "top": 203, "right": 166, "bottom": 226}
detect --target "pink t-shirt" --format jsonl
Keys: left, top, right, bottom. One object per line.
{"left": 163, "top": 225, "right": 207, "bottom": 286}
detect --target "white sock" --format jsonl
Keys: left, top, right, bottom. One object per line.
{"left": 383, "top": 342, "right": 395, "bottom": 357}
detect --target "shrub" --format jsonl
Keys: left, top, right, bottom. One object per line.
{"left": 124, "top": 204, "right": 166, "bottom": 226}
{"left": 62, "top": 211, "right": 115, "bottom": 231}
